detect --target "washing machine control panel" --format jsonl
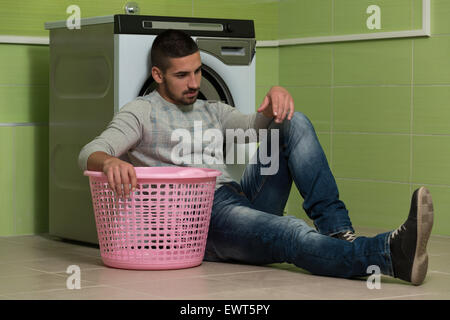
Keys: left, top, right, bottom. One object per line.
{"left": 114, "top": 14, "right": 255, "bottom": 39}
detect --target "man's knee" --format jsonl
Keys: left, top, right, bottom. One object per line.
{"left": 290, "top": 111, "right": 314, "bottom": 130}
{"left": 269, "top": 111, "right": 312, "bottom": 130}
{"left": 273, "top": 112, "right": 315, "bottom": 141}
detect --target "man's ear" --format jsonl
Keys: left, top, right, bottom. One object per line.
{"left": 151, "top": 66, "right": 164, "bottom": 84}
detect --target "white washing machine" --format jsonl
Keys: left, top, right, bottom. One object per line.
{"left": 45, "top": 14, "right": 256, "bottom": 243}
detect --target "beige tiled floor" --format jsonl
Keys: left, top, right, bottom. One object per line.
{"left": 0, "top": 226, "right": 449, "bottom": 300}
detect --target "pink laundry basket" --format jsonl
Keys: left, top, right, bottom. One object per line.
{"left": 84, "top": 166, "right": 222, "bottom": 270}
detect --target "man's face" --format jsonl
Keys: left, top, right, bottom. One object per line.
{"left": 156, "top": 51, "right": 202, "bottom": 105}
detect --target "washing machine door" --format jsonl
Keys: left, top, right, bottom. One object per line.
{"left": 139, "top": 64, "right": 235, "bottom": 107}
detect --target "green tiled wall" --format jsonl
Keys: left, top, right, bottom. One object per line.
{"left": 333, "top": 0, "right": 420, "bottom": 34}
{"left": 0, "top": 44, "right": 49, "bottom": 236}
{"left": 283, "top": 0, "right": 450, "bottom": 236}
{"left": 279, "top": 0, "right": 425, "bottom": 39}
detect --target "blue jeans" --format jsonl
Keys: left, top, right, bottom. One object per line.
{"left": 204, "top": 112, "right": 394, "bottom": 279}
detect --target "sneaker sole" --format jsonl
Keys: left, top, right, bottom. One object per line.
{"left": 411, "top": 187, "right": 434, "bottom": 285}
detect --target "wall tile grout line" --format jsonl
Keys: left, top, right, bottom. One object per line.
{"left": 330, "top": 0, "right": 335, "bottom": 170}
{"left": 336, "top": 177, "right": 412, "bottom": 185}
{"left": 0, "top": 84, "right": 48, "bottom": 87}
{"left": 336, "top": 176, "right": 450, "bottom": 189}
{"left": 12, "top": 127, "right": 16, "bottom": 235}
{"left": 409, "top": 38, "right": 415, "bottom": 196}
{"left": 428, "top": 32, "right": 450, "bottom": 37}
{"left": 279, "top": 84, "right": 450, "bottom": 88}
{"left": 0, "top": 123, "right": 48, "bottom": 127}
{"left": 330, "top": 46, "right": 335, "bottom": 169}
{"left": 331, "top": 0, "right": 335, "bottom": 34}
{"left": 316, "top": 131, "right": 450, "bottom": 137}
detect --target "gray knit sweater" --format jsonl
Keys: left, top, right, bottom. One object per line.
{"left": 78, "top": 90, "right": 273, "bottom": 190}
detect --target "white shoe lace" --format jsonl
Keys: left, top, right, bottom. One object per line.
{"left": 391, "top": 224, "right": 406, "bottom": 240}
{"left": 343, "top": 231, "right": 356, "bottom": 242}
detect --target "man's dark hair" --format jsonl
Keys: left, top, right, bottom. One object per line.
{"left": 150, "top": 29, "right": 199, "bottom": 72}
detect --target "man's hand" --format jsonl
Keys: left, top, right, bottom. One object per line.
{"left": 87, "top": 151, "right": 137, "bottom": 199}
{"left": 103, "top": 157, "right": 137, "bottom": 199}
{"left": 257, "top": 86, "right": 294, "bottom": 124}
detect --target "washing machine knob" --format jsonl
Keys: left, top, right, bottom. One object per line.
{"left": 124, "top": 2, "right": 140, "bottom": 15}
{"left": 225, "top": 23, "right": 232, "bottom": 33}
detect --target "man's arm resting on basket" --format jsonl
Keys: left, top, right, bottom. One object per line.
{"left": 87, "top": 151, "right": 137, "bottom": 199}
{"left": 80, "top": 101, "right": 148, "bottom": 198}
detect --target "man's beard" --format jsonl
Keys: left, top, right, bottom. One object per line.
{"left": 164, "top": 81, "right": 199, "bottom": 106}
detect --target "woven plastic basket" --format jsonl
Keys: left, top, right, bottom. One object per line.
{"left": 84, "top": 167, "right": 222, "bottom": 270}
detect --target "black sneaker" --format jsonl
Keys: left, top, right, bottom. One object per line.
{"left": 332, "top": 230, "right": 356, "bottom": 243}
{"left": 390, "top": 187, "right": 434, "bottom": 285}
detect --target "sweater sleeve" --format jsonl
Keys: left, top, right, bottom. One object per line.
{"left": 216, "top": 101, "right": 273, "bottom": 130}
{"left": 214, "top": 101, "right": 273, "bottom": 143}
{"left": 78, "top": 100, "right": 148, "bottom": 171}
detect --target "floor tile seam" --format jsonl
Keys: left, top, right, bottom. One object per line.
{"left": 24, "top": 246, "right": 102, "bottom": 258}
{"left": 0, "top": 238, "right": 25, "bottom": 245}
{"left": 299, "top": 275, "right": 443, "bottom": 291}
{"left": 206, "top": 271, "right": 312, "bottom": 281}
{"left": 0, "top": 257, "right": 102, "bottom": 267}
{"left": 176, "top": 269, "right": 286, "bottom": 282}
{"left": 100, "top": 274, "right": 308, "bottom": 289}
{"left": 17, "top": 252, "right": 103, "bottom": 263}
{"left": 152, "top": 285, "right": 265, "bottom": 300}
{"left": 0, "top": 271, "right": 54, "bottom": 279}
{"left": 0, "top": 237, "right": 73, "bottom": 245}
{"left": 263, "top": 279, "right": 406, "bottom": 293}
{"left": 274, "top": 287, "right": 426, "bottom": 300}
{"left": 33, "top": 266, "right": 109, "bottom": 275}
{"left": 429, "top": 270, "right": 450, "bottom": 276}
{"left": 0, "top": 245, "right": 96, "bottom": 255}
{"left": 201, "top": 275, "right": 325, "bottom": 291}
{"left": 0, "top": 237, "right": 100, "bottom": 251}
{"left": 228, "top": 284, "right": 314, "bottom": 297}
{"left": 19, "top": 266, "right": 102, "bottom": 287}
{"left": 73, "top": 273, "right": 233, "bottom": 287}
{"left": 106, "top": 276, "right": 260, "bottom": 299}
{"left": 68, "top": 274, "right": 214, "bottom": 287}
{"left": 84, "top": 268, "right": 281, "bottom": 286}
{"left": 0, "top": 244, "right": 101, "bottom": 257}
{"left": 429, "top": 253, "right": 450, "bottom": 257}
{"left": 428, "top": 235, "right": 450, "bottom": 240}
{"left": 369, "top": 292, "right": 435, "bottom": 300}
{"left": 203, "top": 285, "right": 366, "bottom": 300}
{"left": 0, "top": 260, "right": 45, "bottom": 266}
{"left": 39, "top": 253, "right": 103, "bottom": 261}
{"left": 272, "top": 287, "right": 372, "bottom": 300}
{"left": 99, "top": 284, "right": 167, "bottom": 299}
{"left": 201, "top": 269, "right": 280, "bottom": 277}
{"left": 179, "top": 285, "right": 313, "bottom": 300}
{"left": 101, "top": 271, "right": 265, "bottom": 286}
{"left": 2, "top": 284, "right": 111, "bottom": 299}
